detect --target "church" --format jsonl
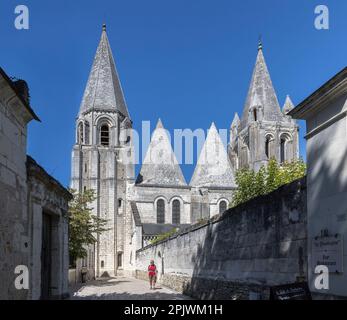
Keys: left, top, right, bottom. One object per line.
{"left": 71, "top": 25, "right": 299, "bottom": 279}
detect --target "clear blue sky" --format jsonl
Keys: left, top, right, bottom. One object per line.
{"left": 1, "top": 0, "right": 346, "bottom": 187}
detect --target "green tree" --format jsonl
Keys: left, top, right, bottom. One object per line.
{"left": 232, "top": 158, "right": 306, "bottom": 207}
{"left": 265, "top": 158, "right": 282, "bottom": 193}
{"left": 68, "top": 189, "right": 109, "bottom": 264}
{"left": 255, "top": 166, "right": 267, "bottom": 196}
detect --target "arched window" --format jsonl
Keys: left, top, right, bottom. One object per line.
{"left": 85, "top": 121, "right": 90, "bottom": 145}
{"left": 78, "top": 122, "right": 84, "bottom": 144}
{"left": 100, "top": 124, "right": 110, "bottom": 146}
{"left": 280, "top": 137, "right": 286, "bottom": 164}
{"left": 172, "top": 200, "right": 180, "bottom": 225}
{"left": 157, "top": 199, "right": 165, "bottom": 224}
{"left": 219, "top": 200, "right": 227, "bottom": 214}
{"left": 253, "top": 109, "right": 257, "bottom": 122}
{"left": 265, "top": 135, "right": 273, "bottom": 159}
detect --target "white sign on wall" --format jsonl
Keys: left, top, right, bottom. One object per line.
{"left": 312, "top": 235, "right": 343, "bottom": 274}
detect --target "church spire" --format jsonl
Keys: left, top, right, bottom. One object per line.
{"left": 231, "top": 112, "right": 240, "bottom": 129}
{"left": 190, "top": 123, "right": 236, "bottom": 188}
{"left": 282, "top": 95, "right": 295, "bottom": 114}
{"left": 241, "top": 41, "right": 282, "bottom": 128}
{"left": 78, "top": 25, "right": 130, "bottom": 119}
{"left": 136, "top": 119, "right": 187, "bottom": 186}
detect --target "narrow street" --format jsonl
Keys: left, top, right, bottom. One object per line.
{"left": 70, "top": 277, "right": 192, "bottom": 300}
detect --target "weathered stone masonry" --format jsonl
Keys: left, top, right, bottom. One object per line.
{"left": 136, "top": 178, "right": 307, "bottom": 300}
{"left": 0, "top": 67, "right": 71, "bottom": 300}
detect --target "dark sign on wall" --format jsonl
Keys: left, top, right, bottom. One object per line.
{"left": 312, "top": 234, "right": 343, "bottom": 273}
{"left": 270, "top": 282, "right": 312, "bottom": 300}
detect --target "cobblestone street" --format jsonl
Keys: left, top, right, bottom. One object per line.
{"left": 70, "top": 277, "right": 192, "bottom": 300}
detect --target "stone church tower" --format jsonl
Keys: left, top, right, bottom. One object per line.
{"left": 229, "top": 42, "right": 299, "bottom": 171}
{"left": 71, "top": 25, "right": 134, "bottom": 277}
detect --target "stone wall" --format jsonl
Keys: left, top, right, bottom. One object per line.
{"left": 26, "top": 156, "right": 71, "bottom": 299}
{"left": 135, "top": 178, "right": 307, "bottom": 300}
{"left": 0, "top": 95, "right": 30, "bottom": 300}
{"left": 0, "top": 69, "right": 71, "bottom": 300}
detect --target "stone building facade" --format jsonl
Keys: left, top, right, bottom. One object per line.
{"left": 0, "top": 67, "right": 71, "bottom": 299}
{"left": 71, "top": 26, "right": 299, "bottom": 278}
{"left": 26, "top": 157, "right": 71, "bottom": 299}
{"left": 289, "top": 67, "right": 347, "bottom": 299}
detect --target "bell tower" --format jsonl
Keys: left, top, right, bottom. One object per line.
{"left": 230, "top": 42, "right": 299, "bottom": 171}
{"left": 71, "top": 24, "right": 134, "bottom": 277}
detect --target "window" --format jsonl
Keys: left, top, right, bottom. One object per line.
{"left": 100, "top": 124, "right": 110, "bottom": 146}
{"left": 117, "top": 253, "right": 123, "bottom": 268}
{"left": 219, "top": 200, "right": 227, "bottom": 214}
{"left": 265, "top": 138, "right": 270, "bottom": 158}
{"left": 85, "top": 121, "right": 90, "bottom": 144}
{"left": 172, "top": 200, "right": 180, "bottom": 224}
{"left": 253, "top": 109, "right": 257, "bottom": 122}
{"left": 101, "top": 260, "right": 104, "bottom": 268}
{"left": 280, "top": 138, "right": 286, "bottom": 164}
{"left": 78, "top": 122, "right": 84, "bottom": 144}
{"left": 118, "top": 199, "right": 122, "bottom": 208}
{"left": 265, "top": 135, "right": 273, "bottom": 159}
{"left": 157, "top": 199, "right": 165, "bottom": 224}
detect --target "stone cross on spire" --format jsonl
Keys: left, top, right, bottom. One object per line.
{"left": 258, "top": 35, "right": 263, "bottom": 51}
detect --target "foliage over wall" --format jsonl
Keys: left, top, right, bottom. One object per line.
{"left": 232, "top": 158, "right": 306, "bottom": 207}
{"left": 150, "top": 228, "right": 178, "bottom": 245}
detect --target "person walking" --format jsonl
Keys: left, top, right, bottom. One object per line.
{"left": 148, "top": 259, "right": 157, "bottom": 290}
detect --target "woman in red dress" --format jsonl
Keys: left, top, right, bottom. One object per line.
{"left": 148, "top": 259, "right": 157, "bottom": 290}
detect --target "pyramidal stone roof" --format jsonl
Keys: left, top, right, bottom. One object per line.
{"left": 231, "top": 112, "right": 240, "bottom": 128}
{"left": 241, "top": 43, "right": 283, "bottom": 128}
{"left": 79, "top": 24, "right": 130, "bottom": 119}
{"left": 190, "top": 123, "right": 236, "bottom": 188}
{"left": 282, "top": 95, "right": 295, "bottom": 114}
{"left": 136, "top": 119, "right": 187, "bottom": 186}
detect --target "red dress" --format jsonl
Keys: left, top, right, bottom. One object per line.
{"left": 148, "top": 264, "right": 156, "bottom": 277}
